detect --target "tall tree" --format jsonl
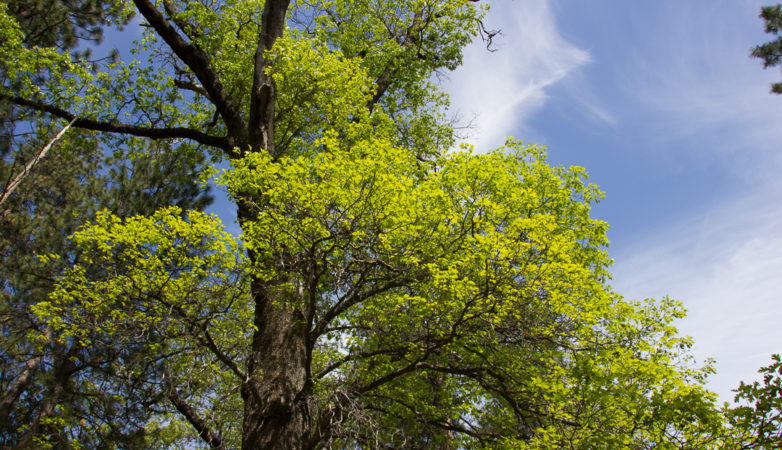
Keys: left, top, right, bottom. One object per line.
{"left": 752, "top": 4, "right": 782, "bottom": 93}
{"left": 1, "top": 1, "right": 741, "bottom": 448}
{"left": 0, "top": 1, "right": 211, "bottom": 444}
{"left": 0, "top": 132, "right": 213, "bottom": 446}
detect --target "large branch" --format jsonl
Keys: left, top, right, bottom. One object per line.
{"left": 132, "top": 0, "right": 246, "bottom": 150}
{"left": 247, "top": 0, "right": 290, "bottom": 153}
{"left": 367, "top": 71, "right": 393, "bottom": 113}
{"left": 0, "top": 328, "right": 52, "bottom": 425}
{"left": 195, "top": 324, "right": 248, "bottom": 381}
{"left": 0, "top": 356, "right": 42, "bottom": 423}
{"left": 174, "top": 79, "right": 209, "bottom": 98}
{"left": 2, "top": 94, "right": 231, "bottom": 151}
{"left": 312, "top": 276, "right": 409, "bottom": 340}
{"left": 162, "top": 0, "right": 202, "bottom": 42}
{"left": 166, "top": 383, "right": 227, "bottom": 449}
{"left": 314, "top": 345, "right": 412, "bottom": 381}
{"left": 158, "top": 296, "right": 248, "bottom": 381}
{"left": 365, "top": 10, "right": 423, "bottom": 112}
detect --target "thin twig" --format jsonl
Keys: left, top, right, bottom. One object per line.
{"left": 0, "top": 118, "right": 76, "bottom": 208}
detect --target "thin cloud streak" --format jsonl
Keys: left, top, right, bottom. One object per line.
{"left": 622, "top": 1, "right": 782, "bottom": 179}
{"left": 445, "top": 1, "right": 591, "bottom": 151}
{"left": 599, "top": 2, "right": 782, "bottom": 400}
{"left": 611, "top": 182, "right": 782, "bottom": 402}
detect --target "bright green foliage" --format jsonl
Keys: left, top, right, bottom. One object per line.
{"left": 32, "top": 207, "right": 248, "bottom": 447}
{"left": 270, "top": 32, "right": 376, "bottom": 155}
{"left": 223, "top": 136, "right": 725, "bottom": 447}
{"left": 0, "top": 0, "right": 757, "bottom": 447}
{"left": 726, "top": 354, "right": 782, "bottom": 448}
{"left": 33, "top": 207, "right": 246, "bottom": 346}
{"left": 0, "top": 3, "right": 88, "bottom": 97}
{"left": 752, "top": 4, "right": 782, "bottom": 94}
{"left": 305, "top": 0, "right": 478, "bottom": 155}
{"left": 0, "top": 0, "right": 131, "bottom": 151}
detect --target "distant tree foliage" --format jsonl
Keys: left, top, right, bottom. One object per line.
{"left": 752, "top": 4, "right": 782, "bottom": 93}
{"left": 0, "top": 0, "right": 130, "bottom": 152}
{"left": 0, "top": 134, "right": 213, "bottom": 447}
{"left": 5, "top": 0, "right": 112, "bottom": 49}
{"left": 726, "top": 354, "right": 782, "bottom": 448}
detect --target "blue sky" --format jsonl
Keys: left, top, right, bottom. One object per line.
{"left": 445, "top": 0, "right": 782, "bottom": 401}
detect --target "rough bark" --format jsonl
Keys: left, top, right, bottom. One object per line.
{"left": 2, "top": 0, "right": 435, "bottom": 446}
{"left": 236, "top": 1, "right": 312, "bottom": 447}
{"left": 247, "top": 0, "right": 290, "bottom": 153}
{"left": 240, "top": 276, "right": 312, "bottom": 450}
{"left": 167, "top": 383, "right": 227, "bottom": 449}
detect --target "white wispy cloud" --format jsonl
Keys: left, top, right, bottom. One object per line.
{"left": 622, "top": 1, "right": 782, "bottom": 178}
{"left": 445, "top": 2, "right": 782, "bottom": 402}
{"left": 611, "top": 181, "right": 782, "bottom": 402}
{"left": 444, "top": 1, "right": 592, "bottom": 151}
{"left": 601, "top": 2, "right": 782, "bottom": 401}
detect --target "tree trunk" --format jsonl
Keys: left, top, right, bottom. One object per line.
{"left": 0, "top": 353, "right": 43, "bottom": 425}
{"left": 17, "top": 347, "right": 75, "bottom": 448}
{"left": 0, "top": 328, "right": 51, "bottom": 426}
{"left": 236, "top": 1, "right": 303, "bottom": 443}
{"left": 240, "top": 278, "right": 312, "bottom": 449}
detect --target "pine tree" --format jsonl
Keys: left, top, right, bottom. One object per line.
{"left": 0, "top": 131, "right": 212, "bottom": 446}
{"left": 752, "top": 4, "right": 782, "bottom": 93}
{"left": 0, "top": 2, "right": 209, "bottom": 443}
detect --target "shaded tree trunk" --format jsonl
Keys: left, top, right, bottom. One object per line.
{"left": 0, "top": 353, "right": 44, "bottom": 425}
{"left": 241, "top": 279, "right": 312, "bottom": 449}
{"left": 0, "top": 328, "right": 51, "bottom": 426}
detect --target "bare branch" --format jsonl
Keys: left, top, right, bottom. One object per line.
{"left": 312, "top": 277, "right": 409, "bottom": 340}
{"left": 197, "top": 324, "right": 248, "bottom": 381}
{"left": 162, "top": 0, "right": 201, "bottom": 42}
{"left": 174, "top": 79, "right": 209, "bottom": 98}
{"left": 166, "top": 379, "right": 227, "bottom": 449}
{"left": 1, "top": 94, "right": 231, "bottom": 152}
{"left": 157, "top": 297, "right": 248, "bottom": 381}
{"left": 477, "top": 19, "right": 501, "bottom": 51}
{"left": 0, "top": 119, "right": 75, "bottom": 208}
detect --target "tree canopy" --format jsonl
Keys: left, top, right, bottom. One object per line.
{"left": 1, "top": 0, "right": 780, "bottom": 448}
